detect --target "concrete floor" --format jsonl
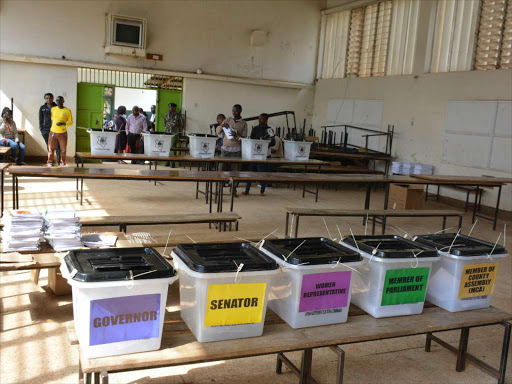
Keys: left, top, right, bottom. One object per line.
{"left": 1, "top": 162, "right": 511, "bottom": 384}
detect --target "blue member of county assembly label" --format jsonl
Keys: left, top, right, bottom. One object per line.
{"left": 89, "top": 294, "right": 160, "bottom": 346}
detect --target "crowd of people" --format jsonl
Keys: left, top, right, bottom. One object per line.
{"left": 1, "top": 92, "right": 72, "bottom": 166}
{"left": 3, "top": 96, "right": 283, "bottom": 196}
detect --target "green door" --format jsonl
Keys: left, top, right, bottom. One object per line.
{"left": 156, "top": 90, "right": 182, "bottom": 132}
{"left": 76, "top": 83, "right": 105, "bottom": 152}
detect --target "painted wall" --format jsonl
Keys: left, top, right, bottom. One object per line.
{"left": 0, "top": 0, "right": 322, "bottom": 157}
{"left": 0, "top": 61, "right": 77, "bottom": 158}
{"left": 0, "top": 0, "right": 322, "bottom": 84}
{"left": 313, "top": 69, "right": 512, "bottom": 211}
{"left": 114, "top": 88, "right": 157, "bottom": 113}
{"left": 183, "top": 78, "right": 315, "bottom": 135}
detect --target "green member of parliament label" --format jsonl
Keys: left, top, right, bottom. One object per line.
{"left": 381, "top": 267, "right": 430, "bottom": 306}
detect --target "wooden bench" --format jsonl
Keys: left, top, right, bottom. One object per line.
{"left": 426, "top": 184, "right": 484, "bottom": 212}
{"left": 0, "top": 146, "right": 11, "bottom": 162}
{"left": 284, "top": 208, "right": 464, "bottom": 238}
{"left": 277, "top": 164, "right": 384, "bottom": 174}
{"left": 79, "top": 212, "right": 241, "bottom": 233}
{"left": 0, "top": 212, "right": 243, "bottom": 233}
{"left": 72, "top": 283, "right": 512, "bottom": 384}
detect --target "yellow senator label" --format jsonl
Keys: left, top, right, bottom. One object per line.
{"left": 458, "top": 262, "right": 498, "bottom": 299}
{"left": 205, "top": 283, "right": 267, "bottom": 327}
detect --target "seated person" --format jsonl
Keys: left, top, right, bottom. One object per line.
{"left": 243, "top": 113, "right": 274, "bottom": 196}
{"left": 0, "top": 109, "right": 26, "bottom": 165}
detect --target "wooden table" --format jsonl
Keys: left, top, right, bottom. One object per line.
{"left": 8, "top": 167, "right": 231, "bottom": 213}
{"left": 411, "top": 175, "right": 511, "bottom": 230}
{"left": 75, "top": 288, "right": 512, "bottom": 384}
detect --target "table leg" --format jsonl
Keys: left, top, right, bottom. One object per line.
{"left": 99, "top": 372, "right": 109, "bottom": 384}
{"left": 472, "top": 186, "right": 480, "bottom": 224}
{"left": 80, "top": 178, "right": 84, "bottom": 206}
{"left": 93, "top": 372, "right": 100, "bottom": 383}
{"left": 285, "top": 212, "right": 289, "bottom": 239}
{"left": 219, "top": 182, "right": 224, "bottom": 213}
{"left": 295, "top": 215, "right": 300, "bottom": 238}
{"left": 230, "top": 181, "right": 235, "bottom": 212}
{"left": 436, "top": 185, "right": 440, "bottom": 201}
{"left": 498, "top": 322, "right": 511, "bottom": 384}
{"left": 494, "top": 185, "right": 502, "bottom": 231}
{"left": 82, "top": 158, "right": 84, "bottom": 168}
{"left": 382, "top": 183, "right": 390, "bottom": 234}
{"left": 15, "top": 177, "right": 18, "bottom": 209}
{"left": 425, "top": 184, "right": 429, "bottom": 202}
{"left": 363, "top": 184, "right": 371, "bottom": 225}
{"left": 154, "top": 161, "right": 157, "bottom": 186}
{"left": 315, "top": 185, "right": 319, "bottom": 203}
{"left": 442, "top": 216, "right": 447, "bottom": 230}
{"left": 276, "top": 353, "right": 284, "bottom": 374}
{"left": 1, "top": 169, "right": 4, "bottom": 216}
{"left": 12, "top": 174, "right": 15, "bottom": 209}
{"left": 456, "top": 328, "right": 470, "bottom": 372}
{"left": 209, "top": 182, "right": 213, "bottom": 214}
{"left": 300, "top": 349, "right": 313, "bottom": 384}
{"left": 329, "top": 346, "right": 345, "bottom": 384}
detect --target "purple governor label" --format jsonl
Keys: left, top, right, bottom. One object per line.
{"left": 299, "top": 271, "right": 352, "bottom": 313}
{"left": 89, "top": 294, "right": 161, "bottom": 346}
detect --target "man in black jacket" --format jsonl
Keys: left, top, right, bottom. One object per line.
{"left": 39, "top": 93, "right": 60, "bottom": 163}
{"left": 242, "top": 113, "right": 275, "bottom": 196}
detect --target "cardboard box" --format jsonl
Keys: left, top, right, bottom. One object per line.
{"left": 388, "top": 184, "right": 424, "bottom": 210}
{"left": 48, "top": 268, "right": 72, "bottom": 295}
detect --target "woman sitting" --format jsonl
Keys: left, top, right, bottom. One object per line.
{"left": 0, "top": 109, "right": 26, "bottom": 165}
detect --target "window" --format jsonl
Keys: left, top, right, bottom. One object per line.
{"left": 431, "top": 0, "right": 512, "bottom": 72}
{"left": 320, "top": 0, "right": 419, "bottom": 79}
{"left": 474, "top": 0, "right": 510, "bottom": 70}
{"left": 430, "top": 0, "right": 480, "bottom": 73}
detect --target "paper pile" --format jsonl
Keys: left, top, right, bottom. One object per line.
{"left": 392, "top": 162, "right": 433, "bottom": 175}
{"left": 44, "top": 209, "right": 83, "bottom": 251}
{"left": 1, "top": 209, "right": 44, "bottom": 252}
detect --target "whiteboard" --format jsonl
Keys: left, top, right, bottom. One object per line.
{"left": 443, "top": 134, "right": 492, "bottom": 168}
{"left": 326, "top": 99, "right": 384, "bottom": 150}
{"left": 490, "top": 137, "right": 512, "bottom": 171}
{"left": 353, "top": 100, "right": 383, "bottom": 127}
{"left": 445, "top": 101, "right": 497, "bottom": 134}
{"left": 443, "top": 100, "right": 512, "bottom": 171}
{"left": 495, "top": 102, "right": 512, "bottom": 136}
{"left": 327, "top": 99, "right": 354, "bottom": 124}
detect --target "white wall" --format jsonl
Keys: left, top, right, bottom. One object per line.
{"left": 183, "top": 78, "right": 315, "bottom": 134}
{"left": 0, "top": 61, "right": 77, "bottom": 157}
{"left": 0, "top": 0, "right": 323, "bottom": 158}
{"left": 0, "top": 0, "right": 322, "bottom": 84}
{"left": 114, "top": 88, "right": 157, "bottom": 113}
{"left": 313, "top": 69, "right": 512, "bottom": 211}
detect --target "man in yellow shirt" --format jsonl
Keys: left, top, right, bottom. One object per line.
{"left": 48, "top": 96, "right": 72, "bottom": 167}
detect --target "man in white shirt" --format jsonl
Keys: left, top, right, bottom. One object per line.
{"left": 125, "top": 105, "right": 147, "bottom": 163}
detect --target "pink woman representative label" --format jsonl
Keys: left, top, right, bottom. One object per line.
{"left": 299, "top": 271, "right": 352, "bottom": 313}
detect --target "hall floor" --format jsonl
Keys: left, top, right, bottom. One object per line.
{"left": 1, "top": 163, "right": 511, "bottom": 384}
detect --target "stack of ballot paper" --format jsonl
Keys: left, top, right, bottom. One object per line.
{"left": 2, "top": 209, "right": 44, "bottom": 252}
{"left": 44, "top": 209, "right": 83, "bottom": 251}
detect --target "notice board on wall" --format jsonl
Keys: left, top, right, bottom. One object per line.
{"left": 442, "top": 101, "right": 512, "bottom": 172}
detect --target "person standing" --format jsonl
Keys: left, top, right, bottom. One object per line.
{"left": 114, "top": 106, "right": 127, "bottom": 155}
{"left": 164, "top": 103, "right": 184, "bottom": 167}
{"left": 39, "top": 93, "right": 60, "bottom": 163}
{"left": 148, "top": 105, "right": 156, "bottom": 132}
{"left": 242, "top": 113, "right": 273, "bottom": 196}
{"left": 125, "top": 105, "right": 147, "bottom": 164}
{"left": 0, "top": 109, "right": 26, "bottom": 165}
{"left": 216, "top": 104, "right": 247, "bottom": 170}
{"left": 48, "top": 96, "right": 72, "bottom": 167}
